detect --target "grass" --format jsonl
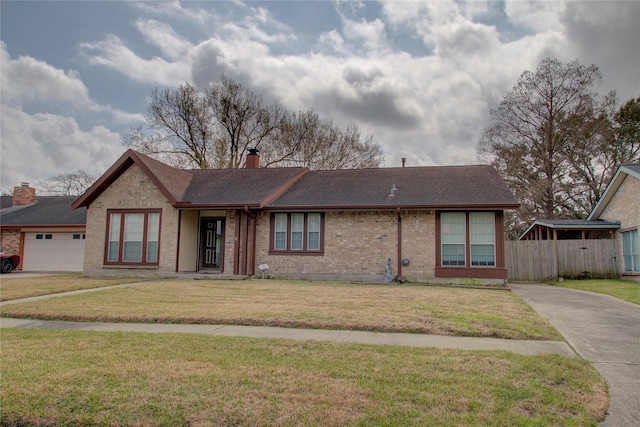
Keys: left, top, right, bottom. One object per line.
{"left": 0, "top": 274, "right": 145, "bottom": 301}
{"left": 0, "top": 328, "right": 608, "bottom": 427}
{"left": 0, "top": 279, "right": 563, "bottom": 340}
{"left": 552, "top": 279, "right": 640, "bottom": 304}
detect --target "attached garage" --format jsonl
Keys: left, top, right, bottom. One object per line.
{"left": 1, "top": 191, "right": 87, "bottom": 272}
{"left": 22, "top": 232, "right": 86, "bottom": 272}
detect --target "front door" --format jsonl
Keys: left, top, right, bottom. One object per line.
{"left": 200, "top": 218, "right": 224, "bottom": 270}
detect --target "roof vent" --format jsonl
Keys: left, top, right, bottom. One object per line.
{"left": 389, "top": 184, "right": 397, "bottom": 197}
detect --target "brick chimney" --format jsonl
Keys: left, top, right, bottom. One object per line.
{"left": 13, "top": 182, "right": 36, "bottom": 206}
{"left": 245, "top": 148, "right": 260, "bottom": 169}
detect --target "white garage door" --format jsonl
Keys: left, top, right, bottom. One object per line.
{"left": 22, "top": 233, "right": 85, "bottom": 272}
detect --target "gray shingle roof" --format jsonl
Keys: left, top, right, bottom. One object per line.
{"left": 73, "top": 150, "right": 519, "bottom": 211}
{"left": 1, "top": 197, "right": 86, "bottom": 226}
{"left": 269, "top": 165, "right": 518, "bottom": 209}
{"left": 181, "top": 168, "right": 309, "bottom": 207}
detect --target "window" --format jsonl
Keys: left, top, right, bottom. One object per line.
{"left": 470, "top": 212, "right": 495, "bottom": 266}
{"left": 441, "top": 212, "right": 466, "bottom": 266}
{"left": 106, "top": 210, "right": 161, "bottom": 265}
{"left": 622, "top": 229, "right": 639, "bottom": 273}
{"left": 73, "top": 234, "right": 86, "bottom": 240}
{"left": 440, "top": 212, "right": 496, "bottom": 267}
{"left": 270, "top": 213, "right": 324, "bottom": 254}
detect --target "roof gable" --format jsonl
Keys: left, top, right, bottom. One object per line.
{"left": 72, "top": 150, "right": 192, "bottom": 209}
{"left": 73, "top": 150, "right": 310, "bottom": 210}
{"left": 588, "top": 163, "right": 640, "bottom": 220}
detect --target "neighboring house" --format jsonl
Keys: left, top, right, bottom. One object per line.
{"left": 520, "top": 163, "right": 640, "bottom": 280}
{"left": 72, "top": 150, "right": 519, "bottom": 283}
{"left": 1, "top": 184, "right": 87, "bottom": 272}
{"left": 588, "top": 164, "right": 640, "bottom": 279}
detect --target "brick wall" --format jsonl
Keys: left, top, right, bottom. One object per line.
{"left": 254, "top": 210, "right": 436, "bottom": 281}
{"left": 601, "top": 175, "right": 640, "bottom": 278}
{"left": 1, "top": 229, "right": 21, "bottom": 255}
{"left": 83, "top": 164, "right": 179, "bottom": 276}
{"left": 12, "top": 185, "right": 36, "bottom": 206}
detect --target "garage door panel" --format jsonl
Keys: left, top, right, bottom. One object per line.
{"left": 22, "top": 233, "right": 85, "bottom": 272}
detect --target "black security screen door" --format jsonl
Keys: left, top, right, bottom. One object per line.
{"left": 200, "top": 218, "right": 224, "bottom": 270}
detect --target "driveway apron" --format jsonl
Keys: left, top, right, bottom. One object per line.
{"left": 511, "top": 284, "right": 640, "bottom": 427}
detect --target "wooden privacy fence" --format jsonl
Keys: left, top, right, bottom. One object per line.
{"left": 505, "top": 239, "right": 619, "bottom": 281}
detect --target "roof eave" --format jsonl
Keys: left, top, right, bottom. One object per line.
{"left": 588, "top": 165, "right": 639, "bottom": 220}
{"left": 265, "top": 203, "right": 520, "bottom": 212}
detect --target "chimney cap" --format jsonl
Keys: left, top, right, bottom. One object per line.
{"left": 248, "top": 148, "right": 259, "bottom": 155}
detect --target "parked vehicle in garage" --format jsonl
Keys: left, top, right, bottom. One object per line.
{"left": 1, "top": 252, "right": 20, "bottom": 273}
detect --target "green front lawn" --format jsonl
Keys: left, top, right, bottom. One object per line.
{"left": 0, "top": 329, "right": 608, "bottom": 426}
{"left": 0, "top": 280, "right": 563, "bottom": 340}
{"left": 552, "top": 279, "right": 640, "bottom": 304}
{"left": 0, "top": 274, "right": 145, "bottom": 301}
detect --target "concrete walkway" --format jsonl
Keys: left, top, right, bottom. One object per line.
{"left": 511, "top": 284, "right": 640, "bottom": 427}
{"left": 0, "top": 282, "right": 576, "bottom": 356}
{"left": 0, "top": 316, "right": 575, "bottom": 356}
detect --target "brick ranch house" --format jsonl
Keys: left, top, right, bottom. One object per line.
{"left": 72, "top": 150, "right": 519, "bottom": 283}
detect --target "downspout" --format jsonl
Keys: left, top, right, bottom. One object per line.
{"left": 175, "top": 210, "right": 182, "bottom": 272}
{"left": 397, "top": 207, "right": 402, "bottom": 282}
{"left": 244, "top": 206, "right": 257, "bottom": 276}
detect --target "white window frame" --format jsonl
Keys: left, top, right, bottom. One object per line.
{"left": 622, "top": 229, "right": 639, "bottom": 273}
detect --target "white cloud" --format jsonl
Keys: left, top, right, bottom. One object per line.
{"left": 0, "top": 106, "right": 123, "bottom": 188}
{"left": 0, "top": 41, "right": 91, "bottom": 107}
{"left": 134, "top": 19, "right": 192, "bottom": 61}
{"left": 79, "top": 35, "right": 191, "bottom": 86}
{"left": 505, "top": 0, "right": 566, "bottom": 33}
{"left": 340, "top": 16, "right": 388, "bottom": 53}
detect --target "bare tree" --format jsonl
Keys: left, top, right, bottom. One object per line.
{"left": 123, "top": 76, "right": 384, "bottom": 170}
{"left": 207, "top": 76, "right": 285, "bottom": 168}
{"left": 477, "top": 58, "right": 621, "bottom": 233}
{"left": 39, "top": 170, "right": 97, "bottom": 196}
{"left": 612, "top": 96, "right": 640, "bottom": 163}
{"left": 265, "top": 109, "right": 383, "bottom": 169}
{"left": 145, "top": 83, "right": 214, "bottom": 169}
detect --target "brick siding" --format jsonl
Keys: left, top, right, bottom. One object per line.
{"left": 254, "top": 210, "right": 436, "bottom": 281}
{"left": 83, "top": 164, "right": 179, "bottom": 276}
{"left": 1, "top": 229, "right": 21, "bottom": 255}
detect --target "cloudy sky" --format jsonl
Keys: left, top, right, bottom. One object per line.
{"left": 1, "top": 1, "right": 639, "bottom": 191}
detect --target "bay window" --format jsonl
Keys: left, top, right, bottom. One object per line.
{"left": 106, "top": 210, "right": 161, "bottom": 265}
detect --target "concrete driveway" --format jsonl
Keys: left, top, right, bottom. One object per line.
{"left": 511, "top": 284, "right": 640, "bottom": 427}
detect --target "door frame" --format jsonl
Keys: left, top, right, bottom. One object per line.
{"left": 199, "top": 217, "right": 225, "bottom": 272}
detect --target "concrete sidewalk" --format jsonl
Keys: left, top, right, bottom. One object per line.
{"left": 0, "top": 316, "right": 576, "bottom": 356}
{"left": 0, "top": 281, "right": 576, "bottom": 356}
